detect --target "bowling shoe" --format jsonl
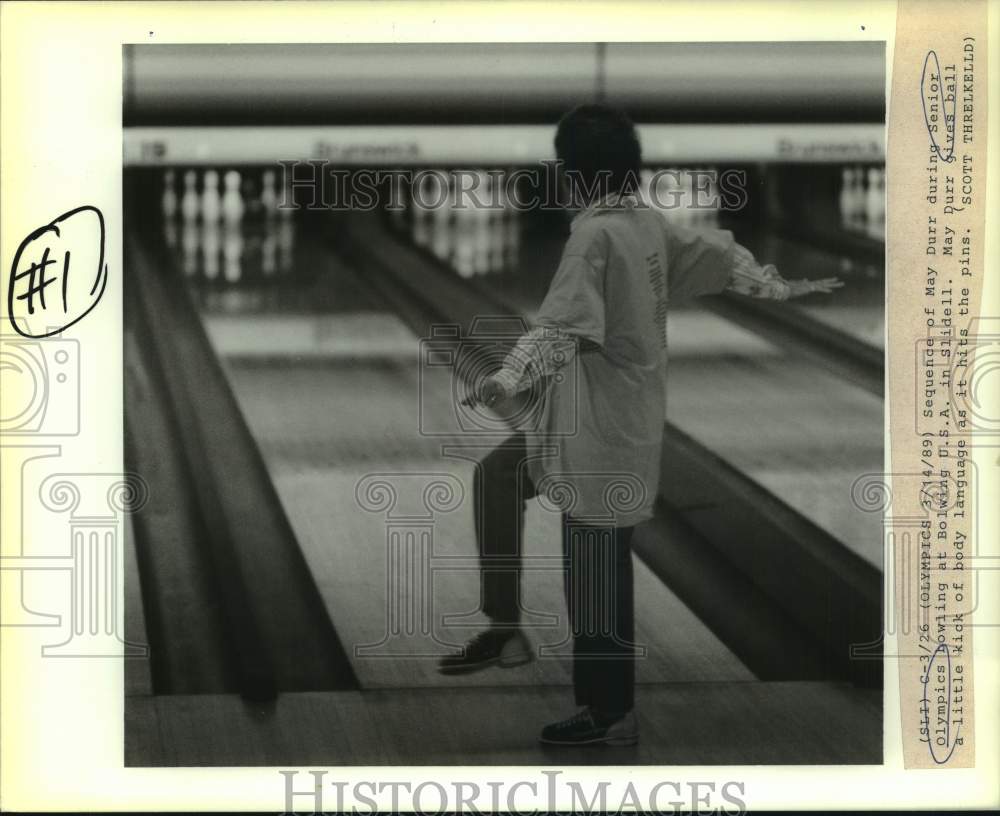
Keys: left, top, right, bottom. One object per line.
{"left": 438, "top": 627, "right": 533, "bottom": 674}
{"left": 539, "top": 707, "right": 639, "bottom": 746}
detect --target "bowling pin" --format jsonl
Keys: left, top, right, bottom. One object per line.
{"left": 865, "top": 167, "right": 885, "bottom": 222}
{"left": 844, "top": 166, "right": 858, "bottom": 227}
{"left": 865, "top": 167, "right": 886, "bottom": 240}
{"left": 201, "top": 169, "right": 222, "bottom": 223}
{"left": 181, "top": 170, "right": 200, "bottom": 223}
{"left": 223, "top": 223, "right": 243, "bottom": 283}
{"left": 260, "top": 170, "right": 279, "bottom": 217}
{"left": 181, "top": 221, "right": 199, "bottom": 277}
{"left": 222, "top": 170, "right": 245, "bottom": 225}
{"left": 838, "top": 167, "right": 852, "bottom": 222}
{"left": 202, "top": 221, "right": 221, "bottom": 281}
{"left": 162, "top": 170, "right": 178, "bottom": 219}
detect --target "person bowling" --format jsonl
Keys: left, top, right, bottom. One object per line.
{"left": 439, "top": 103, "right": 843, "bottom": 746}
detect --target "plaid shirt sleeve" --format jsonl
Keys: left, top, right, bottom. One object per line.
{"left": 726, "top": 243, "right": 791, "bottom": 300}
{"left": 493, "top": 326, "right": 579, "bottom": 398}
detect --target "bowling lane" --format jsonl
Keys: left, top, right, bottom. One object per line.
{"left": 158, "top": 202, "right": 754, "bottom": 689}
{"left": 723, "top": 225, "right": 884, "bottom": 350}
{"left": 666, "top": 308, "right": 883, "bottom": 566}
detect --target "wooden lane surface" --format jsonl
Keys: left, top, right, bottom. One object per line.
{"left": 173, "top": 231, "right": 753, "bottom": 690}
{"left": 729, "top": 228, "right": 885, "bottom": 350}
{"left": 667, "top": 309, "right": 883, "bottom": 567}
{"left": 219, "top": 353, "right": 754, "bottom": 689}
{"left": 126, "top": 680, "right": 881, "bottom": 766}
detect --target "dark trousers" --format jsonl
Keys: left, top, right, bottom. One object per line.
{"left": 476, "top": 434, "right": 636, "bottom": 714}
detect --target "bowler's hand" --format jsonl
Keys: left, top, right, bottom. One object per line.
{"left": 786, "top": 277, "right": 844, "bottom": 298}
{"left": 461, "top": 376, "right": 508, "bottom": 409}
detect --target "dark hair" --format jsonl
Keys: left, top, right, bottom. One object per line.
{"left": 554, "top": 103, "right": 642, "bottom": 202}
